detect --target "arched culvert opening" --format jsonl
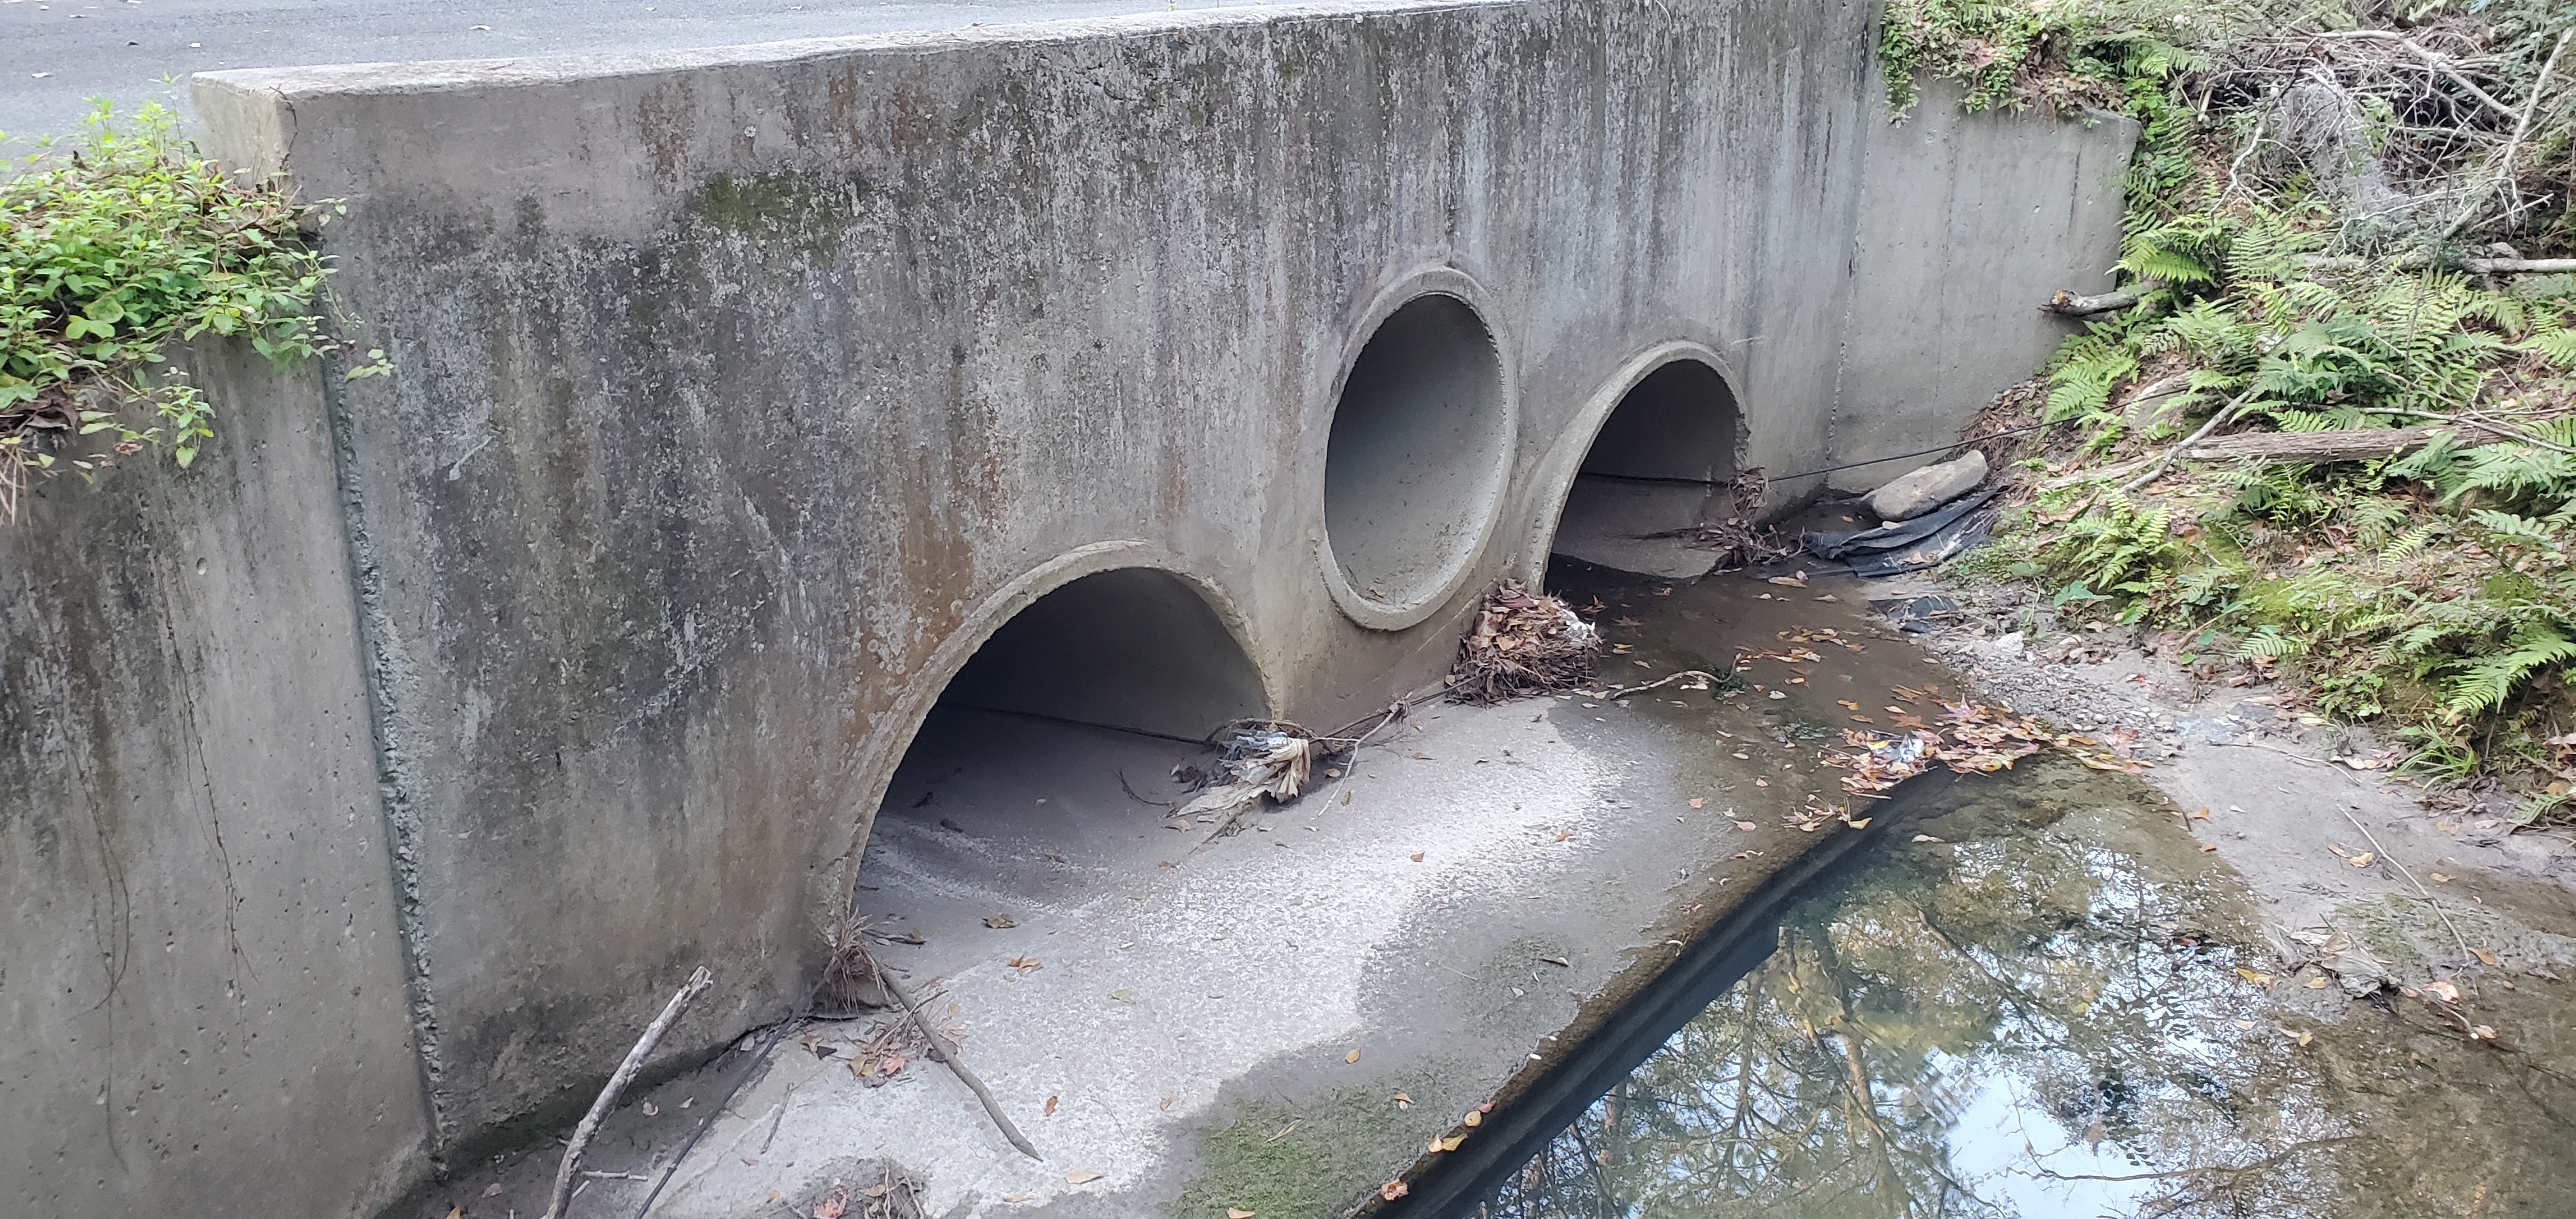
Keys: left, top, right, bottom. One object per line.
{"left": 857, "top": 568, "right": 1265, "bottom": 970}
{"left": 1321, "top": 292, "right": 1512, "bottom": 629}
{"left": 1547, "top": 358, "right": 1744, "bottom": 581}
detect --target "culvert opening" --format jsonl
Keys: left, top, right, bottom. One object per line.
{"left": 1322, "top": 293, "right": 1511, "bottom": 625}
{"left": 857, "top": 568, "right": 1264, "bottom": 974}
{"left": 1548, "top": 358, "right": 1743, "bottom": 581}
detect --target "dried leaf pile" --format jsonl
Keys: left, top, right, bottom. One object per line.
{"left": 1448, "top": 581, "right": 1601, "bottom": 704}
{"left": 1823, "top": 700, "right": 2152, "bottom": 805}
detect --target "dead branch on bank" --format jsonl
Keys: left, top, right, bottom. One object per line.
{"left": 540, "top": 965, "right": 715, "bottom": 1219}
{"left": 829, "top": 936, "right": 1041, "bottom": 1161}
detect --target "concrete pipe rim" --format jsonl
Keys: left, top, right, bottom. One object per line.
{"left": 1316, "top": 270, "right": 1517, "bottom": 633}
{"left": 1517, "top": 340, "right": 1745, "bottom": 586}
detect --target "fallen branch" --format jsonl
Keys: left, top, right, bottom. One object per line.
{"left": 2042, "top": 288, "right": 2142, "bottom": 318}
{"left": 1600, "top": 670, "right": 1721, "bottom": 700}
{"left": 2463, "top": 257, "right": 2576, "bottom": 275}
{"left": 872, "top": 956, "right": 1040, "bottom": 1160}
{"left": 2444, "top": 28, "right": 2573, "bottom": 239}
{"left": 2180, "top": 422, "right": 2507, "bottom": 463}
{"left": 2310, "top": 31, "right": 2524, "bottom": 123}
{"left": 540, "top": 965, "right": 714, "bottom": 1219}
{"left": 2121, "top": 387, "right": 2259, "bottom": 493}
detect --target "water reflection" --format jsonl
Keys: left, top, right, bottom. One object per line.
{"left": 1473, "top": 763, "right": 2576, "bottom": 1219}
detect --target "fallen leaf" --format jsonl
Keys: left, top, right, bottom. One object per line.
{"left": 1912, "top": 834, "right": 1944, "bottom": 843}
{"left": 1161, "top": 1097, "right": 1173, "bottom": 1110}
{"left": 2348, "top": 852, "right": 2375, "bottom": 868}
{"left": 1735, "top": 820, "right": 1757, "bottom": 831}
{"left": 880, "top": 1054, "right": 907, "bottom": 1075}
{"left": 1409, "top": 852, "right": 1425, "bottom": 862}
{"left": 1229, "top": 1211, "right": 1255, "bottom": 1218}
{"left": 1380, "top": 1182, "right": 1411, "bottom": 1201}
{"left": 1848, "top": 715, "right": 1875, "bottom": 724}
{"left": 1689, "top": 797, "right": 1705, "bottom": 809}
{"left": 1837, "top": 700, "right": 1860, "bottom": 711}
{"left": 2188, "top": 807, "right": 2210, "bottom": 820}
{"left": 1767, "top": 576, "right": 1807, "bottom": 588}
{"left": 1109, "top": 988, "right": 1135, "bottom": 1002}
{"left": 2472, "top": 1025, "right": 2498, "bottom": 1041}
{"left": 1065, "top": 1169, "right": 1105, "bottom": 1184}
{"left": 2474, "top": 948, "right": 2499, "bottom": 965}
{"left": 447, "top": 1209, "right": 463, "bottom": 1219}
{"left": 1410, "top": 751, "right": 1432, "bottom": 760}
{"left": 983, "top": 915, "right": 1017, "bottom": 929}
{"left": 1006, "top": 956, "right": 1043, "bottom": 974}
{"left": 1392, "top": 1092, "right": 1412, "bottom": 1108}
{"left": 1539, "top": 955, "right": 1570, "bottom": 967}
{"left": 1461, "top": 1110, "right": 1482, "bottom": 1126}
{"left": 641, "top": 1100, "right": 659, "bottom": 1117}
{"left": 2236, "top": 968, "right": 2275, "bottom": 986}
{"left": 2200, "top": 844, "right": 2218, "bottom": 853}
{"left": 1346, "top": 1049, "right": 1361, "bottom": 1064}
{"left": 2431, "top": 872, "right": 2452, "bottom": 883}
{"left": 2425, "top": 980, "right": 2462, "bottom": 1003}
{"left": 2294, "top": 1029, "right": 2314, "bottom": 1046}
{"left": 1045, "top": 1095, "right": 1059, "bottom": 1116}
{"left": 1754, "top": 779, "right": 1770, "bottom": 787}
{"left": 1552, "top": 829, "right": 1573, "bottom": 842}
{"left": 1428, "top": 1133, "right": 1466, "bottom": 1153}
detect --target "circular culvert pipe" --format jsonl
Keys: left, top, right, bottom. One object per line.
{"left": 1319, "top": 287, "right": 1514, "bottom": 631}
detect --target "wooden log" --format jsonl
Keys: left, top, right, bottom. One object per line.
{"left": 2042, "top": 288, "right": 2142, "bottom": 317}
{"left": 2181, "top": 423, "right": 2506, "bottom": 463}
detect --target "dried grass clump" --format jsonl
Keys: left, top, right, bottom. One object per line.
{"left": 1448, "top": 582, "right": 1600, "bottom": 705}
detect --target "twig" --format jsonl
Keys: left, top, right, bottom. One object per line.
{"left": 540, "top": 966, "right": 714, "bottom": 1219}
{"left": 872, "top": 960, "right": 1041, "bottom": 1160}
{"left": 2444, "top": 28, "right": 2573, "bottom": 239}
{"left": 758, "top": 1082, "right": 795, "bottom": 1155}
{"left": 2310, "top": 31, "right": 2522, "bottom": 122}
{"left": 581, "top": 1171, "right": 652, "bottom": 1181}
{"left": 2337, "top": 808, "right": 2475, "bottom": 963}
{"left": 2120, "top": 387, "right": 2260, "bottom": 494}
{"left": 1600, "top": 670, "right": 1721, "bottom": 700}
{"left": 2221, "top": 112, "right": 2267, "bottom": 202}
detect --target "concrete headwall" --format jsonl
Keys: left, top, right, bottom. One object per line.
{"left": 3, "top": 1, "right": 2129, "bottom": 1211}
{"left": 0, "top": 344, "right": 432, "bottom": 1217}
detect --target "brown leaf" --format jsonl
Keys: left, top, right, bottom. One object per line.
{"left": 2348, "top": 852, "right": 2376, "bottom": 868}
{"left": 1409, "top": 852, "right": 1425, "bottom": 862}
{"left": 983, "top": 915, "right": 1017, "bottom": 929}
{"left": 1391, "top": 1091, "right": 1412, "bottom": 1108}
{"left": 1065, "top": 1170, "right": 1105, "bottom": 1184}
{"left": 1552, "top": 829, "right": 1573, "bottom": 842}
{"left": 2188, "top": 807, "right": 2210, "bottom": 820}
{"left": 1229, "top": 1211, "right": 1255, "bottom": 1218}
{"left": 2474, "top": 947, "right": 2499, "bottom": 965}
{"left": 880, "top": 1054, "right": 907, "bottom": 1075}
{"left": 1461, "top": 1110, "right": 1482, "bottom": 1127}
{"left": 2430, "top": 872, "right": 2452, "bottom": 883}
{"left": 1380, "top": 1182, "right": 1411, "bottom": 1201}
{"left": 1688, "top": 797, "right": 1705, "bottom": 809}
{"left": 1345, "top": 1048, "right": 1362, "bottom": 1063}
{"left": 1735, "top": 821, "right": 1757, "bottom": 831}
{"left": 1045, "top": 1095, "right": 1059, "bottom": 1116}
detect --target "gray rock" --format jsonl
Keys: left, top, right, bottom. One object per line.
{"left": 1864, "top": 450, "right": 1988, "bottom": 521}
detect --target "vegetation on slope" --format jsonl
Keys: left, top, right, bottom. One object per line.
{"left": 0, "top": 102, "right": 376, "bottom": 518}
{"left": 1886, "top": 1, "right": 2576, "bottom": 814}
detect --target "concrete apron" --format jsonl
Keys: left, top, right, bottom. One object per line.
{"left": 427, "top": 576, "right": 1927, "bottom": 1219}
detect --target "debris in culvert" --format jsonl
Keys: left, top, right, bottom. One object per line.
{"left": 818, "top": 915, "right": 899, "bottom": 1014}
{"left": 1447, "top": 581, "right": 1601, "bottom": 704}
{"left": 1175, "top": 719, "right": 1340, "bottom": 836}
{"left": 1634, "top": 516, "right": 1798, "bottom": 572}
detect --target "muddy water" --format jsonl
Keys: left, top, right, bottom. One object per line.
{"left": 1455, "top": 564, "right": 2576, "bottom": 1219}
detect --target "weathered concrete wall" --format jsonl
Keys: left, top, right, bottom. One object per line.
{"left": 0, "top": 343, "right": 431, "bottom": 1216}
{"left": 1830, "top": 69, "right": 2136, "bottom": 490}
{"left": 0, "top": 1, "right": 2128, "bottom": 1211}
{"left": 172, "top": 0, "right": 2130, "bottom": 1160}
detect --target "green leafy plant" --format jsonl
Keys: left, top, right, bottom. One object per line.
{"left": 1926, "top": 1, "right": 2576, "bottom": 802}
{"left": 0, "top": 100, "right": 379, "bottom": 517}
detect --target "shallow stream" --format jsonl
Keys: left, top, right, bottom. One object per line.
{"left": 1443, "top": 565, "right": 2576, "bottom": 1219}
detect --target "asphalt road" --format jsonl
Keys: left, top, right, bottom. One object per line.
{"left": 1, "top": 0, "right": 1249, "bottom": 144}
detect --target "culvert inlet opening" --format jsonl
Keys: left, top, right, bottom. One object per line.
{"left": 857, "top": 568, "right": 1264, "bottom": 978}
{"left": 1548, "top": 358, "right": 1742, "bottom": 581}
{"left": 1322, "top": 293, "right": 1510, "bottom": 626}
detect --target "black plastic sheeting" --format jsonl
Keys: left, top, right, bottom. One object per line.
{"left": 1802, "top": 487, "right": 1999, "bottom": 578}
